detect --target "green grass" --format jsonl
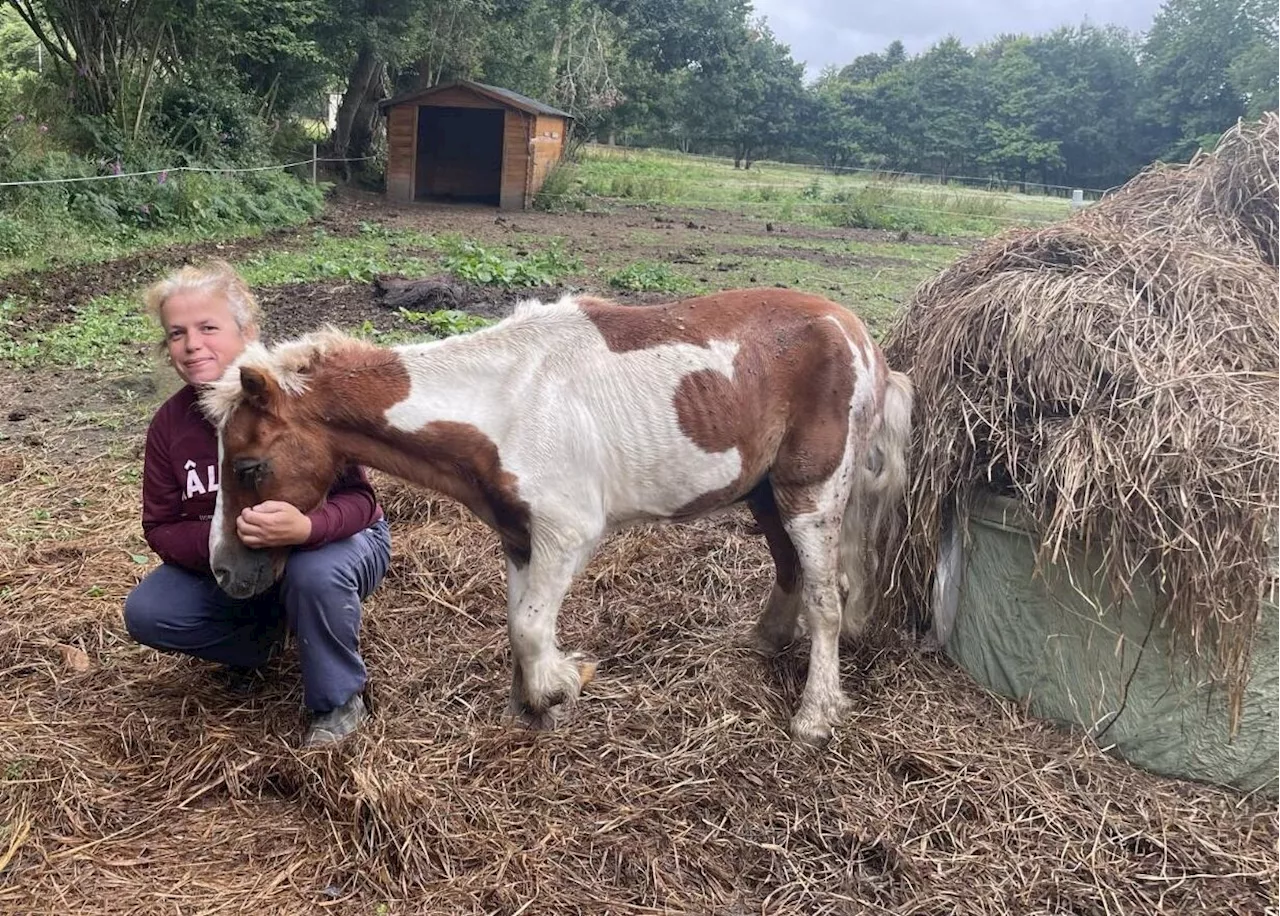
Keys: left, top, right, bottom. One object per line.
{"left": 548, "top": 145, "right": 1074, "bottom": 236}
{"left": 589, "top": 240, "right": 958, "bottom": 336}
{"left": 0, "top": 292, "right": 153, "bottom": 370}
{"left": 235, "top": 224, "right": 438, "bottom": 285}
{"left": 0, "top": 221, "right": 280, "bottom": 279}
{"left": 348, "top": 309, "right": 495, "bottom": 348}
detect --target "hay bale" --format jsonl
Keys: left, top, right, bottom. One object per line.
{"left": 880, "top": 113, "right": 1280, "bottom": 740}
{"left": 1075, "top": 111, "right": 1279, "bottom": 266}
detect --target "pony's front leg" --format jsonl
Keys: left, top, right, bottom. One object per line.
{"left": 506, "top": 531, "right": 599, "bottom": 730}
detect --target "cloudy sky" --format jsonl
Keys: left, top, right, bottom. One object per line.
{"left": 749, "top": 0, "right": 1167, "bottom": 79}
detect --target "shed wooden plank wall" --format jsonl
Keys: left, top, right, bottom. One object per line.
{"left": 500, "top": 110, "right": 531, "bottom": 210}
{"left": 528, "top": 115, "right": 567, "bottom": 204}
{"left": 385, "top": 105, "right": 417, "bottom": 203}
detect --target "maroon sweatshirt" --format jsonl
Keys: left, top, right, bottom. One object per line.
{"left": 141, "top": 385, "right": 384, "bottom": 575}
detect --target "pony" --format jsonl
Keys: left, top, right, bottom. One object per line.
{"left": 200, "top": 288, "right": 913, "bottom": 745}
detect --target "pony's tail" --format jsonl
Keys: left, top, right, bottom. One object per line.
{"left": 838, "top": 369, "right": 914, "bottom": 638}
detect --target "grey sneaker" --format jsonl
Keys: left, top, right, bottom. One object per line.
{"left": 303, "top": 693, "right": 368, "bottom": 747}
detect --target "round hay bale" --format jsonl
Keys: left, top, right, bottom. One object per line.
{"left": 879, "top": 114, "right": 1279, "bottom": 795}
{"left": 1075, "top": 111, "right": 1278, "bottom": 266}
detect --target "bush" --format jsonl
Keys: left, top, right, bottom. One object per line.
{"left": 532, "top": 161, "right": 587, "bottom": 212}
{"left": 153, "top": 81, "right": 274, "bottom": 165}
{"left": 0, "top": 146, "right": 325, "bottom": 264}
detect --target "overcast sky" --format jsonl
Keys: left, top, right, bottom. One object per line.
{"left": 749, "top": 0, "right": 1167, "bottom": 79}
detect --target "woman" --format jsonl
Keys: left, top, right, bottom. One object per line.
{"left": 123, "top": 260, "right": 392, "bottom": 747}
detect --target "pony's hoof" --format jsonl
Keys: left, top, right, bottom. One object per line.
{"left": 517, "top": 703, "right": 571, "bottom": 731}
{"left": 789, "top": 695, "right": 853, "bottom": 746}
{"left": 508, "top": 653, "right": 596, "bottom": 730}
{"left": 753, "top": 630, "right": 794, "bottom": 657}
{"left": 574, "top": 656, "right": 598, "bottom": 688}
{"left": 789, "top": 714, "right": 833, "bottom": 747}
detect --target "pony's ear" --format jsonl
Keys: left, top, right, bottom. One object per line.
{"left": 239, "top": 366, "right": 278, "bottom": 414}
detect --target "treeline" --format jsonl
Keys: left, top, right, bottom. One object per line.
{"left": 1, "top": 0, "right": 1276, "bottom": 193}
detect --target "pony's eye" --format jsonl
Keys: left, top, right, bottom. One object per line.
{"left": 233, "top": 458, "right": 268, "bottom": 488}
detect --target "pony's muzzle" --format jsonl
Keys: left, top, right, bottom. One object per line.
{"left": 212, "top": 551, "right": 278, "bottom": 599}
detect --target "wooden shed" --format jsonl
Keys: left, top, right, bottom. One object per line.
{"left": 378, "top": 80, "right": 573, "bottom": 210}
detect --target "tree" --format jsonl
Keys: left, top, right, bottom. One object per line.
{"left": 1228, "top": 33, "right": 1280, "bottom": 119}
{"left": 909, "top": 37, "right": 982, "bottom": 178}
{"left": 5, "top": 0, "right": 168, "bottom": 120}
{"left": 1139, "top": 0, "right": 1277, "bottom": 160}
{"left": 978, "top": 37, "right": 1062, "bottom": 189}
{"left": 1026, "top": 25, "right": 1143, "bottom": 189}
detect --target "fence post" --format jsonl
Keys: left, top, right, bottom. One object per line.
{"left": 311, "top": 144, "right": 318, "bottom": 184}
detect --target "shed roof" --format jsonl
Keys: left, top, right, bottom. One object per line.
{"left": 378, "top": 80, "right": 574, "bottom": 120}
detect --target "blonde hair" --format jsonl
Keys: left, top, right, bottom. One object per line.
{"left": 144, "top": 259, "right": 261, "bottom": 337}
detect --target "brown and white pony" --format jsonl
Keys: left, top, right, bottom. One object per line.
{"left": 201, "top": 288, "right": 913, "bottom": 744}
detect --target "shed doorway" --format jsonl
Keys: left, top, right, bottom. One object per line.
{"left": 415, "top": 106, "right": 504, "bottom": 205}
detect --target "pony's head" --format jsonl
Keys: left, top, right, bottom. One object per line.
{"left": 200, "top": 335, "right": 347, "bottom": 598}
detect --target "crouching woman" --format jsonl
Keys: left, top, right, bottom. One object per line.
{"left": 123, "top": 260, "right": 391, "bottom": 746}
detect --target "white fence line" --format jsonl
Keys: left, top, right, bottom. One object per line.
{"left": 0, "top": 150, "right": 374, "bottom": 189}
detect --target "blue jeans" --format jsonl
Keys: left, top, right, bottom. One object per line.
{"left": 124, "top": 519, "right": 391, "bottom": 713}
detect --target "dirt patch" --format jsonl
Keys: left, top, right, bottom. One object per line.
{"left": 255, "top": 274, "right": 676, "bottom": 343}
{"left": 0, "top": 230, "right": 307, "bottom": 327}
{"left": 255, "top": 275, "right": 562, "bottom": 339}
{"left": 0, "top": 364, "right": 159, "bottom": 458}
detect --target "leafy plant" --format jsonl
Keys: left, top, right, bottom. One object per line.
{"left": 607, "top": 261, "right": 690, "bottom": 293}
{"left": 396, "top": 307, "right": 492, "bottom": 337}
{"left": 441, "top": 239, "right": 579, "bottom": 287}
{"left": 0, "top": 292, "right": 152, "bottom": 369}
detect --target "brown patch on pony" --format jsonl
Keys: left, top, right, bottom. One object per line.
{"left": 216, "top": 335, "right": 533, "bottom": 567}
{"left": 350, "top": 420, "right": 532, "bottom": 566}
{"left": 579, "top": 288, "right": 871, "bottom": 355}
{"left": 578, "top": 290, "right": 873, "bottom": 518}
{"left": 299, "top": 347, "right": 533, "bottom": 565}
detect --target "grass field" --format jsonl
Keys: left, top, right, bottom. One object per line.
{"left": 539, "top": 144, "right": 1080, "bottom": 236}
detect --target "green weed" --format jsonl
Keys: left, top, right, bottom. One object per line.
{"left": 236, "top": 229, "right": 434, "bottom": 286}
{"left": 396, "top": 307, "right": 492, "bottom": 336}
{"left": 440, "top": 238, "right": 580, "bottom": 287}
{"left": 608, "top": 261, "right": 691, "bottom": 293}
{"left": 0, "top": 292, "right": 152, "bottom": 370}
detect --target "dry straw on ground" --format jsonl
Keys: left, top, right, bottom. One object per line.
{"left": 880, "top": 113, "right": 1280, "bottom": 719}
{"left": 1, "top": 452, "right": 1276, "bottom": 914}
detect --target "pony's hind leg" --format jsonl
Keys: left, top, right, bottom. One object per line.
{"left": 775, "top": 483, "right": 855, "bottom": 746}
{"left": 746, "top": 482, "right": 803, "bottom": 655}
{"left": 506, "top": 528, "right": 600, "bottom": 730}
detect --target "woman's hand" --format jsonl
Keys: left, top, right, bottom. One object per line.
{"left": 236, "top": 501, "right": 313, "bottom": 548}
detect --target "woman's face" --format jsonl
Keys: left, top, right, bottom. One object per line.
{"left": 161, "top": 288, "right": 253, "bottom": 385}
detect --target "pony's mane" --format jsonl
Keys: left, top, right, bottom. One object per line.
{"left": 199, "top": 327, "right": 364, "bottom": 428}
